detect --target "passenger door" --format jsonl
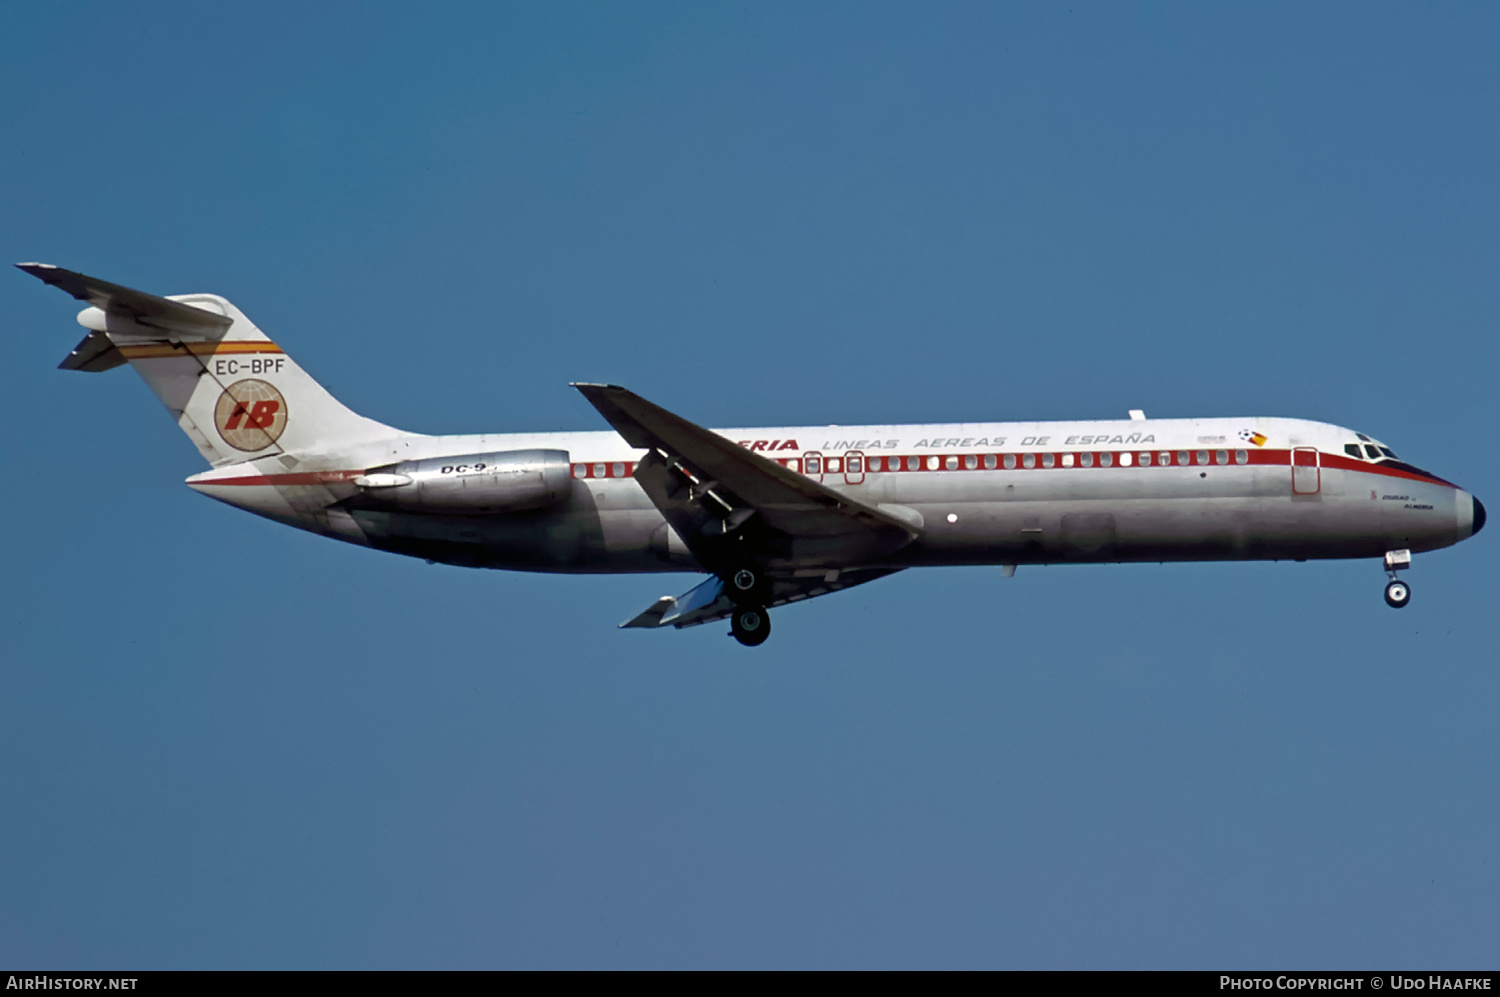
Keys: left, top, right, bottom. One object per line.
{"left": 1292, "top": 447, "right": 1320, "bottom": 495}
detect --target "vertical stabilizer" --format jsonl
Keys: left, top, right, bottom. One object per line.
{"left": 21, "top": 264, "right": 408, "bottom": 465}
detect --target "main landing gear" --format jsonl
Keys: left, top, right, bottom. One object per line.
{"left": 725, "top": 565, "right": 773, "bottom": 646}
{"left": 1383, "top": 548, "right": 1412, "bottom": 609}
{"left": 730, "top": 605, "right": 771, "bottom": 646}
{"left": 727, "top": 566, "right": 771, "bottom": 605}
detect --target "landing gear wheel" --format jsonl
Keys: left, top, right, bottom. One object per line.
{"left": 726, "top": 566, "right": 769, "bottom": 605}
{"left": 730, "top": 605, "right": 771, "bottom": 646}
{"left": 1384, "top": 579, "right": 1411, "bottom": 609}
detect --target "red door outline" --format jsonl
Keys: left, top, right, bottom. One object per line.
{"left": 844, "top": 450, "right": 865, "bottom": 485}
{"left": 1292, "top": 447, "right": 1321, "bottom": 495}
{"left": 802, "top": 450, "right": 824, "bottom": 483}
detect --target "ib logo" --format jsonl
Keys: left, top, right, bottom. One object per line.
{"left": 214, "top": 378, "right": 288, "bottom": 451}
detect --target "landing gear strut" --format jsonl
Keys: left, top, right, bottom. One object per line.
{"left": 730, "top": 605, "right": 771, "bottom": 646}
{"left": 1383, "top": 548, "right": 1412, "bottom": 609}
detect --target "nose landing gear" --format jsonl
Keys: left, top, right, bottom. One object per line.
{"left": 1383, "top": 548, "right": 1412, "bottom": 609}
{"left": 1384, "top": 580, "right": 1411, "bottom": 608}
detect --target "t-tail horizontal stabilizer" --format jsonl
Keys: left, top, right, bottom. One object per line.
{"left": 20, "top": 263, "right": 235, "bottom": 372}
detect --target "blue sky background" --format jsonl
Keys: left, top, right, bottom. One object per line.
{"left": 2, "top": 2, "right": 1496, "bottom": 969}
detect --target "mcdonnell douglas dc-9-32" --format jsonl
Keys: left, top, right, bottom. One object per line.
{"left": 22, "top": 264, "right": 1485, "bottom": 646}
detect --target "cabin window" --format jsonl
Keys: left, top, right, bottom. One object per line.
{"left": 593, "top": 463, "right": 606, "bottom": 478}
{"left": 1215, "top": 450, "right": 1229, "bottom": 465}
{"left": 1345, "top": 444, "right": 1363, "bottom": 459}
{"left": 1003, "top": 454, "right": 1016, "bottom": 469}
{"left": 573, "top": 464, "right": 587, "bottom": 478}
{"left": 868, "top": 456, "right": 882, "bottom": 472}
{"left": 1177, "top": 451, "right": 1189, "bottom": 465}
{"left": 945, "top": 455, "right": 958, "bottom": 471}
{"left": 1062, "top": 453, "right": 1075, "bottom": 468}
{"left": 1023, "top": 454, "right": 1036, "bottom": 469}
{"left": 827, "top": 458, "right": 843, "bottom": 473}
{"left": 1235, "top": 449, "right": 1248, "bottom": 465}
{"left": 1081, "top": 453, "right": 1094, "bottom": 467}
{"left": 847, "top": 455, "right": 862, "bottom": 474}
{"left": 613, "top": 463, "right": 625, "bottom": 477}
{"left": 1140, "top": 452, "right": 1153, "bottom": 466}
{"left": 806, "top": 456, "right": 821, "bottom": 474}
{"left": 1101, "top": 452, "right": 1113, "bottom": 467}
{"left": 965, "top": 454, "right": 977, "bottom": 470}
{"left": 924, "top": 455, "right": 938, "bottom": 470}
{"left": 1159, "top": 452, "right": 1171, "bottom": 466}
{"left": 984, "top": 454, "right": 997, "bottom": 469}
{"left": 1196, "top": 450, "right": 1209, "bottom": 465}
{"left": 1364, "top": 445, "right": 1382, "bottom": 460}
{"left": 785, "top": 459, "right": 800, "bottom": 472}
{"left": 1119, "top": 452, "right": 1133, "bottom": 467}
{"left": 1038, "top": 453, "right": 1051, "bottom": 468}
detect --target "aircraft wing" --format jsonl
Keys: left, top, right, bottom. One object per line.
{"left": 573, "top": 383, "right": 920, "bottom": 574}
{"left": 621, "top": 567, "right": 905, "bottom": 630}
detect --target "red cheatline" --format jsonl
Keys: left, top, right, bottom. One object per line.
{"left": 208, "top": 449, "right": 1455, "bottom": 489}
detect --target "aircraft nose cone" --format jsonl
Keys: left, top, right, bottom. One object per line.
{"left": 1473, "top": 495, "right": 1486, "bottom": 536}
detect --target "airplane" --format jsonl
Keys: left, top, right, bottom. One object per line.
{"left": 21, "top": 263, "right": 1485, "bottom": 646}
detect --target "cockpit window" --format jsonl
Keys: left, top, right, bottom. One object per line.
{"left": 1345, "top": 444, "right": 1363, "bottom": 459}
{"left": 1378, "top": 446, "right": 1398, "bottom": 459}
{"left": 1364, "top": 445, "right": 1382, "bottom": 460}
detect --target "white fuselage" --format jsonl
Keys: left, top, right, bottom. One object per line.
{"left": 186, "top": 414, "right": 1481, "bottom": 574}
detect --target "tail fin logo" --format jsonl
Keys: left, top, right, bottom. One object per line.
{"left": 214, "top": 379, "right": 288, "bottom": 452}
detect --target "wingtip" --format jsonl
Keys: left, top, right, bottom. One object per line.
{"left": 619, "top": 595, "right": 677, "bottom": 628}
{"left": 571, "top": 382, "right": 631, "bottom": 398}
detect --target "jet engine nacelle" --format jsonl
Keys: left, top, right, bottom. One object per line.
{"left": 355, "top": 449, "right": 572, "bottom": 514}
